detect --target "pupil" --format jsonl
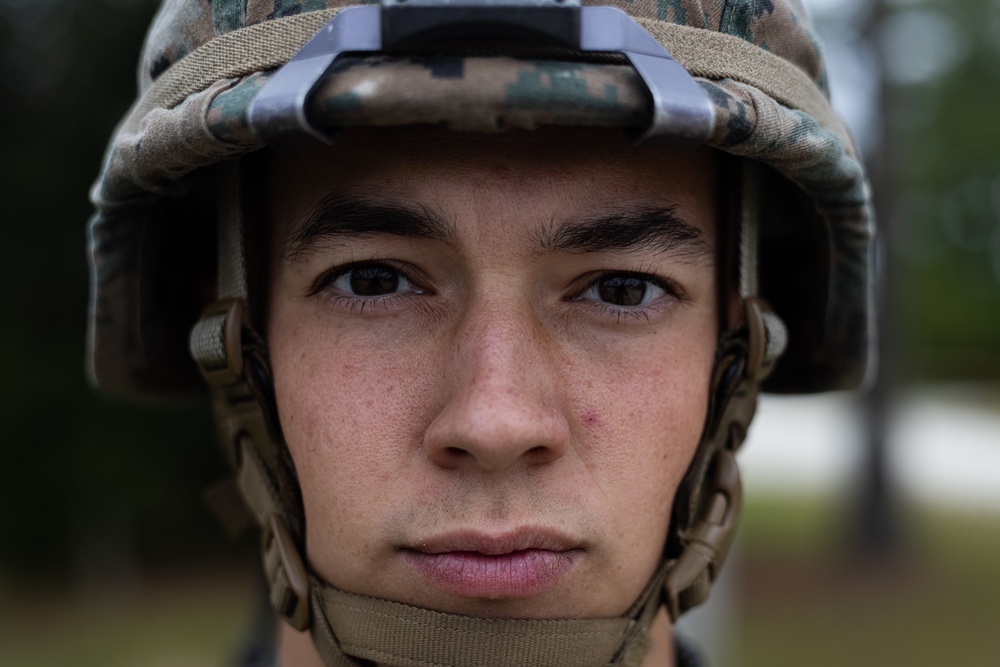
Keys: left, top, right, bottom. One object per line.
{"left": 598, "top": 276, "right": 645, "bottom": 306}
{"left": 351, "top": 267, "right": 399, "bottom": 296}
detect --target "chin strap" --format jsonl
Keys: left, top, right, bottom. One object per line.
{"left": 190, "top": 160, "right": 787, "bottom": 666}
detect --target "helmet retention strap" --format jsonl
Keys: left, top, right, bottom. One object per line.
{"left": 739, "top": 161, "right": 788, "bottom": 380}
{"left": 659, "top": 159, "right": 789, "bottom": 619}
{"left": 189, "top": 162, "right": 316, "bottom": 632}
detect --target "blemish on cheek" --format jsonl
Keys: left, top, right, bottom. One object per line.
{"left": 581, "top": 410, "right": 601, "bottom": 428}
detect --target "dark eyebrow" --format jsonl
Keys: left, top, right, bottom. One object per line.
{"left": 538, "top": 206, "right": 711, "bottom": 261}
{"left": 284, "top": 195, "right": 455, "bottom": 262}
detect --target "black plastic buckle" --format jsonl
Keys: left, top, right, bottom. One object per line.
{"left": 248, "top": 0, "right": 714, "bottom": 149}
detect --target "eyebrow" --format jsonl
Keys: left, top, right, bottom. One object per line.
{"left": 284, "top": 197, "right": 710, "bottom": 263}
{"left": 538, "top": 206, "right": 711, "bottom": 261}
{"left": 284, "top": 195, "right": 455, "bottom": 262}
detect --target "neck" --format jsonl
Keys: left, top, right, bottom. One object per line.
{"left": 643, "top": 607, "right": 676, "bottom": 667}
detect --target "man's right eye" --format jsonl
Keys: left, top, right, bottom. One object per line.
{"left": 321, "top": 261, "right": 425, "bottom": 298}
{"left": 335, "top": 265, "right": 400, "bottom": 296}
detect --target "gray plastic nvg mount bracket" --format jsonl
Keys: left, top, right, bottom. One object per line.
{"left": 248, "top": 0, "right": 715, "bottom": 150}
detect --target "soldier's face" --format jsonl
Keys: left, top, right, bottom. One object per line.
{"left": 265, "top": 127, "right": 718, "bottom": 623}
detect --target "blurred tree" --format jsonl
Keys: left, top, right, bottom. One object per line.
{"left": 884, "top": 0, "right": 1000, "bottom": 379}
{"left": 804, "top": 0, "right": 1000, "bottom": 381}
{"left": 0, "top": 0, "right": 239, "bottom": 585}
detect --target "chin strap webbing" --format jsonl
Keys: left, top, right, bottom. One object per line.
{"left": 312, "top": 587, "right": 647, "bottom": 667}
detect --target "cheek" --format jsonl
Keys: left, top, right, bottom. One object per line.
{"left": 568, "top": 323, "right": 715, "bottom": 547}
{"left": 268, "top": 311, "right": 441, "bottom": 553}
{"left": 574, "top": 326, "right": 713, "bottom": 459}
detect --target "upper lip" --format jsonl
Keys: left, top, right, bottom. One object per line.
{"left": 406, "top": 527, "right": 580, "bottom": 555}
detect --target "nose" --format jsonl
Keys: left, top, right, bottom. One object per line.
{"left": 423, "top": 305, "right": 571, "bottom": 472}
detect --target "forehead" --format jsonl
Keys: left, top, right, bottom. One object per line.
{"left": 264, "top": 126, "right": 720, "bottom": 246}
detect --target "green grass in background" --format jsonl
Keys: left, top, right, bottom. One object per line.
{"left": 739, "top": 496, "right": 1000, "bottom": 667}
{"left": 0, "top": 563, "right": 258, "bottom": 667}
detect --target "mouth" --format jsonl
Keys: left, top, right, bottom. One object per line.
{"left": 401, "top": 528, "right": 583, "bottom": 599}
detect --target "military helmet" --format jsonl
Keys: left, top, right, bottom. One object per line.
{"left": 87, "top": 1, "right": 873, "bottom": 665}
{"left": 90, "top": 0, "right": 871, "bottom": 399}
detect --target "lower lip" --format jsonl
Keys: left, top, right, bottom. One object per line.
{"left": 403, "top": 549, "right": 579, "bottom": 598}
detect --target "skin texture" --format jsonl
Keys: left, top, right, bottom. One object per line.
{"left": 264, "top": 127, "right": 719, "bottom": 667}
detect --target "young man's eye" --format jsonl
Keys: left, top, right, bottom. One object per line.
{"left": 581, "top": 273, "right": 670, "bottom": 307}
{"left": 321, "top": 262, "right": 423, "bottom": 297}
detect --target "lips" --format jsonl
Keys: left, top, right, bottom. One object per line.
{"left": 402, "top": 528, "right": 582, "bottom": 598}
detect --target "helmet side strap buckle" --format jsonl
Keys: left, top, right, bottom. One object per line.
{"left": 264, "top": 513, "right": 312, "bottom": 632}
{"left": 191, "top": 296, "right": 285, "bottom": 497}
{"left": 191, "top": 297, "right": 247, "bottom": 387}
{"left": 663, "top": 448, "right": 741, "bottom": 620}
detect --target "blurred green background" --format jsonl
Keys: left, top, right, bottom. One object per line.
{"left": 1, "top": 0, "right": 998, "bottom": 665}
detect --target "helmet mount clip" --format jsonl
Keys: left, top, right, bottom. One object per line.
{"left": 248, "top": 0, "right": 714, "bottom": 149}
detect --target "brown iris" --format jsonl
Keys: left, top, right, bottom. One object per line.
{"left": 596, "top": 276, "right": 648, "bottom": 306}
{"left": 350, "top": 266, "right": 400, "bottom": 296}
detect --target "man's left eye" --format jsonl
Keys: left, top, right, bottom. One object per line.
{"left": 581, "top": 274, "right": 667, "bottom": 307}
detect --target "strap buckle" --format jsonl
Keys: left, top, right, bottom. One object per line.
{"left": 248, "top": 1, "right": 714, "bottom": 148}
{"left": 263, "top": 514, "right": 312, "bottom": 632}
{"left": 190, "top": 298, "right": 246, "bottom": 387}
{"left": 663, "top": 448, "right": 741, "bottom": 620}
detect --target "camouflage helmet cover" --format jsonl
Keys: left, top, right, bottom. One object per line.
{"left": 88, "top": 0, "right": 873, "bottom": 400}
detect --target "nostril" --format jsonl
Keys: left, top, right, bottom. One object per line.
{"left": 445, "top": 446, "right": 470, "bottom": 460}
{"left": 525, "top": 445, "right": 553, "bottom": 463}
{"left": 429, "top": 446, "right": 472, "bottom": 470}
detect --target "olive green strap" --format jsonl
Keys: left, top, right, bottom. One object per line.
{"left": 217, "top": 161, "right": 248, "bottom": 301}
{"left": 318, "top": 587, "right": 633, "bottom": 667}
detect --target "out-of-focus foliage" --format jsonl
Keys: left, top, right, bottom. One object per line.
{"left": 0, "top": 0, "right": 240, "bottom": 582}
{"left": 880, "top": 0, "right": 1000, "bottom": 379}
{"left": 796, "top": 0, "right": 1000, "bottom": 381}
